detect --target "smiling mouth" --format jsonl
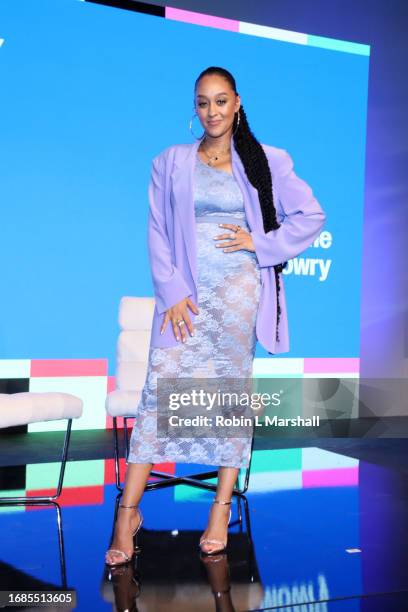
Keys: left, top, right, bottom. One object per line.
{"left": 208, "top": 120, "right": 222, "bottom": 125}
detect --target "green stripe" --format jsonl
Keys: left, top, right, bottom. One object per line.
{"left": 175, "top": 480, "right": 217, "bottom": 503}
{"left": 27, "top": 459, "right": 104, "bottom": 489}
{"left": 307, "top": 34, "right": 370, "bottom": 56}
{"left": 0, "top": 491, "right": 26, "bottom": 512}
{"left": 250, "top": 448, "right": 302, "bottom": 473}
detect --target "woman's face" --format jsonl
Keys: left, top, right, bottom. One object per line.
{"left": 194, "top": 74, "right": 240, "bottom": 139}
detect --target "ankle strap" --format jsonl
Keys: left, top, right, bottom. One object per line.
{"left": 213, "top": 499, "right": 231, "bottom": 505}
{"left": 119, "top": 503, "right": 138, "bottom": 509}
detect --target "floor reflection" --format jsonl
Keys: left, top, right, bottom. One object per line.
{"left": 0, "top": 447, "right": 408, "bottom": 610}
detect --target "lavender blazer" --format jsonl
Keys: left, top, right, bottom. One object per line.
{"left": 146, "top": 135, "right": 326, "bottom": 354}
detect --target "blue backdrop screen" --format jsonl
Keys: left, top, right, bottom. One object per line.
{"left": 0, "top": 0, "right": 369, "bottom": 372}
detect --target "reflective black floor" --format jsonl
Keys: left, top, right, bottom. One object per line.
{"left": 1, "top": 445, "right": 408, "bottom": 610}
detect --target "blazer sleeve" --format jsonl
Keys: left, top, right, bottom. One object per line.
{"left": 250, "top": 149, "right": 326, "bottom": 268}
{"left": 147, "top": 153, "right": 192, "bottom": 314}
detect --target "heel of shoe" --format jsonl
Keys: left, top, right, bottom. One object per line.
{"left": 133, "top": 508, "right": 143, "bottom": 536}
{"left": 133, "top": 508, "right": 143, "bottom": 553}
{"left": 105, "top": 503, "right": 143, "bottom": 566}
{"left": 118, "top": 503, "right": 143, "bottom": 551}
{"left": 199, "top": 499, "right": 232, "bottom": 556}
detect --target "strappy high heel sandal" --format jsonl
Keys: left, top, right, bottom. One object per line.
{"left": 105, "top": 503, "right": 143, "bottom": 567}
{"left": 199, "top": 499, "right": 232, "bottom": 556}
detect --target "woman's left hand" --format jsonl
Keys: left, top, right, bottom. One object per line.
{"left": 213, "top": 223, "right": 255, "bottom": 253}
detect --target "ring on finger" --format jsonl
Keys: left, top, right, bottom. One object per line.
{"left": 176, "top": 320, "right": 185, "bottom": 326}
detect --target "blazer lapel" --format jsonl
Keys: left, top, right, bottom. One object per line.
{"left": 170, "top": 140, "right": 200, "bottom": 286}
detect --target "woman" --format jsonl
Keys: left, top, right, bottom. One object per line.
{"left": 105, "top": 66, "right": 326, "bottom": 566}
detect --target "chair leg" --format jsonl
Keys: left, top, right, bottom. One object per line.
{"left": 55, "top": 502, "right": 68, "bottom": 589}
{"left": 234, "top": 428, "right": 255, "bottom": 495}
{"left": 114, "top": 417, "right": 135, "bottom": 492}
{"left": 124, "top": 417, "right": 131, "bottom": 461}
{"left": 0, "top": 419, "right": 73, "bottom": 504}
{"left": 113, "top": 417, "right": 123, "bottom": 492}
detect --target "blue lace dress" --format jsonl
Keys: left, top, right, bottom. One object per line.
{"left": 127, "top": 153, "right": 262, "bottom": 468}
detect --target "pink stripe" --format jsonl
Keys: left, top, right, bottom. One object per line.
{"left": 165, "top": 7, "right": 239, "bottom": 32}
{"left": 303, "top": 358, "right": 360, "bottom": 373}
{"left": 303, "top": 467, "right": 359, "bottom": 488}
{"left": 107, "top": 375, "right": 116, "bottom": 393}
{"left": 30, "top": 359, "right": 108, "bottom": 377}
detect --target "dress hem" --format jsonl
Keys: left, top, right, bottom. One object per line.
{"left": 126, "top": 457, "right": 249, "bottom": 469}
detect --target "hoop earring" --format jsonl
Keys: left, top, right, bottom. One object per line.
{"left": 189, "top": 113, "right": 205, "bottom": 141}
{"left": 232, "top": 108, "right": 241, "bottom": 136}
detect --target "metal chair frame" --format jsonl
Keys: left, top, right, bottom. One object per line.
{"left": 112, "top": 416, "right": 254, "bottom": 497}
{"left": 0, "top": 419, "right": 73, "bottom": 589}
{"left": 0, "top": 418, "right": 73, "bottom": 504}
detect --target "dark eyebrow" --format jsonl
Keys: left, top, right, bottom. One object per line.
{"left": 196, "top": 92, "right": 229, "bottom": 98}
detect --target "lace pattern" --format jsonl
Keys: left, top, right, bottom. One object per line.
{"left": 127, "top": 154, "right": 261, "bottom": 468}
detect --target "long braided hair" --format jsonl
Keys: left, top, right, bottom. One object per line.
{"left": 194, "top": 66, "right": 287, "bottom": 343}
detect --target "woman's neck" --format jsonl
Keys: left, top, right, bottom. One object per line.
{"left": 201, "top": 132, "right": 232, "bottom": 152}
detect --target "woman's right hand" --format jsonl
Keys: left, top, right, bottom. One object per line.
{"left": 160, "top": 297, "right": 199, "bottom": 342}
